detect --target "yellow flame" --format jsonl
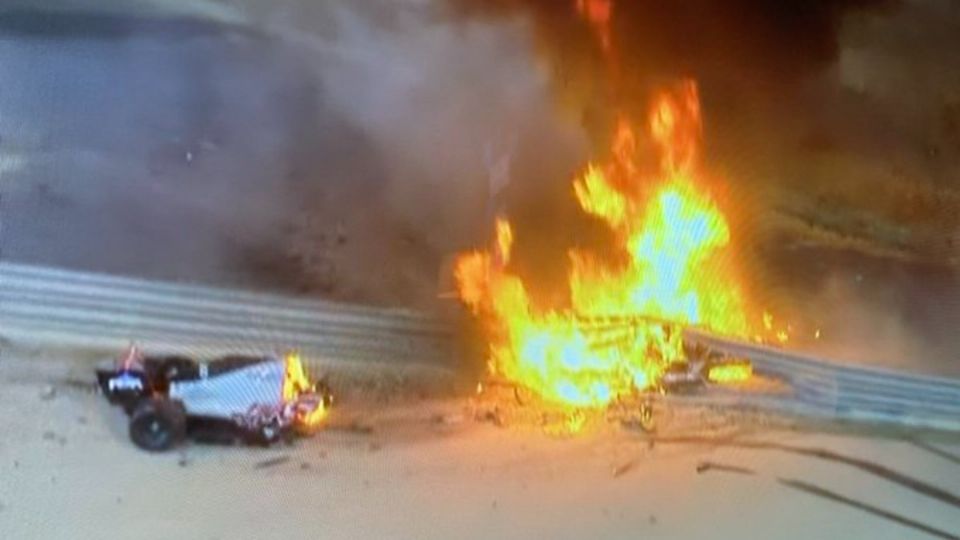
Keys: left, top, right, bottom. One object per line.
{"left": 455, "top": 82, "right": 759, "bottom": 408}
{"left": 707, "top": 362, "right": 753, "bottom": 384}
{"left": 495, "top": 218, "right": 513, "bottom": 263}
{"left": 761, "top": 311, "right": 790, "bottom": 344}
{"left": 283, "top": 352, "right": 329, "bottom": 429}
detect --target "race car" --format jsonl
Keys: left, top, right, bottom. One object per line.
{"left": 96, "top": 346, "right": 332, "bottom": 451}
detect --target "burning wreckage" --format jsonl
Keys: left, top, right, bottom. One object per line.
{"left": 94, "top": 75, "right": 787, "bottom": 447}
{"left": 454, "top": 81, "right": 786, "bottom": 432}
{"left": 97, "top": 347, "right": 332, "bottom": 451}
{"left": 89, "top": 78, "right": 956, "bottom": 446}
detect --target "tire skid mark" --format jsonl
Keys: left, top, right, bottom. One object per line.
{"left": 910, "top": 439, "right": 960, "bottom": 466}
{"left": 778, "top": 478, "right": 959, "bottom": 540}
{"left": 651, "top": 435, "right": 960, "bottom": 510}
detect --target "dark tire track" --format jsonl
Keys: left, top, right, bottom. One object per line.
{"left": 779, "top": 478, "right": 959, "bottom": 540}
{"left": 652, "top": 435, "right": 960, "bottom": 510}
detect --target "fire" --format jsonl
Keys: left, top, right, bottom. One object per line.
{"left": 283, "top": 352, "right": 329, "bottom": 429}
{"left": 761, "top": 310, "right": 790, "bottom": 344}
{"left": 707, "top": 362, "right": 753, "bottom": 384}
{"left": 456, "top": 82, "right": 756, "bottom": 408}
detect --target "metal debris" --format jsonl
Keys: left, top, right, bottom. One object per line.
{"left": 696, "top": 461, "right": 755, "bottom": 475}
{"left": 612, "top": 460, "right": 636, "bottom": 478}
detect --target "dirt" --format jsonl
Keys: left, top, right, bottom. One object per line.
{"left": 2, "top": 349, "right": 959, "bottom": 539}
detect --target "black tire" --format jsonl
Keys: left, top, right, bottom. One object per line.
{"left": 129, "top": 398, "right": 187, "bottom": 452}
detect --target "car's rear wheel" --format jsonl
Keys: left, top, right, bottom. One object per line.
{"left": 129, "top": 398, "right": 186, "bottom": 452}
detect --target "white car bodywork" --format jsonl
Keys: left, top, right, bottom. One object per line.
{"left": 169, "top": 358, "right": 285, "bottom": 420}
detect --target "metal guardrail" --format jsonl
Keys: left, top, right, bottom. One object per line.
{"left": 685, "top": 328, "right": 960, "bottom": 432}
{"left": 2, "top": 262, "right": 959, "bottom": 431}
{"left": 0, "top": 262, "right": 456, "bottom": 369}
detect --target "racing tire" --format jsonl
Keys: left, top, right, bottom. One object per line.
{"left": 129, "top": 398, "right": 187, "bottom": 452}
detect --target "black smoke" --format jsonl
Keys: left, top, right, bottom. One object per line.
{"left": 443, "top": 0, "right": 898, "bottom": 309}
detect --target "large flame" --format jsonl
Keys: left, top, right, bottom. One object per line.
{"left": 456, "top": 82, "right": 754, "bottom": 407}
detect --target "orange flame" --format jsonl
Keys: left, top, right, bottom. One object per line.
{"left": 283, "top": 352, "right": 329, "bottom": 429}
{"left": 456, "top": 82, "right": 755, "bottom": 407}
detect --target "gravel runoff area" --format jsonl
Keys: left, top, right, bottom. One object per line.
{"left": 1, "top": 344, "right": 958, "bottom": 540}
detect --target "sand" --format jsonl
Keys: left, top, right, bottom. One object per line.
{"left": 1, "top": 348, "right": 957, "bottom": 540}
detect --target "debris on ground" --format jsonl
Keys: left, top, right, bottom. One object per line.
{"left": 612, "top": 460, "right": 636, "bottom": 478}
{"left": 254, "top": 456, "right": 291, "bottom": 470}
{"left": 696, "top": 461, "right": 755, "bottom": 475}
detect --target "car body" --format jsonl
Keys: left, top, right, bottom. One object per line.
{"left": 96, "top": 346, "right": 331, "bottom": 451}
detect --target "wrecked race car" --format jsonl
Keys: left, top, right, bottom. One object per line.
{"left": 96, "top": 346, "right": 332, "bottom": 452}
